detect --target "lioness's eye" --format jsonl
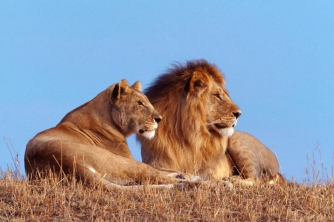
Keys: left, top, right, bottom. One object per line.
{"left": 138, "top": 101, "right": 144, "bottom": 106}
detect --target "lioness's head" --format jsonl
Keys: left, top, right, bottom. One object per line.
{"left": 110, "top": 79, "right": 162, "bottom": 139}
{"left": 144, "top": 60, "right": 241, "bottom": 139}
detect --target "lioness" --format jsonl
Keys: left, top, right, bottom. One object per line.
{"left": 25, "top": 79, "right": 192, "bottom": 190}
{"left": 137, "top": 60, "right": 282, "bottom": 184}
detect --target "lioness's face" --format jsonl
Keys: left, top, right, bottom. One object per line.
{"left": 206, "top": 81, "right": 241, "bottom": 138}
{"left": 111, "top": 80, "right": 162, "bottom": 139}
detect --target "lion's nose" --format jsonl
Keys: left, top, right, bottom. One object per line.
{"left": 233, "top": 111, "right": 241, "bottom": 119}
{"left": 154, "top": 116, "right": 162, "bottom": 123}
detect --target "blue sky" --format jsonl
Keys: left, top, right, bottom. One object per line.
{"left": 1, "top": 1, "right": 333, "bottom": 182}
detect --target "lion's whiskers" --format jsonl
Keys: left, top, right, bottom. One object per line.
{"left": 206, "top": 119, "right": 223, "bottom": 126}
{"left": 206, "top": 117, "right": 236, "bottom": 126}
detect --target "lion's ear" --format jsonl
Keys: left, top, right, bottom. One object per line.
{"left": 185, "top": 71, "right": 208, "bottom": 94}
{"left": 131, "top": 81, "right": 142, "bottom": 91}
{"left": 112, "top": 79, "right": 130, "bottom": 101}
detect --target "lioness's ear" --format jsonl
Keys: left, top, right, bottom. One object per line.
{"left": 131, "top": 81, "right": 142, "bottom": 91}
{"left": 112, "top": 79, "right": 130, "bottom": 101}
{"left": 185, "top": 71, "right": 208, "bottom": 93}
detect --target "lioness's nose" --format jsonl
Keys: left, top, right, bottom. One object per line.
{"left": 233, "top": 111, "right": 242, "bottom": 119}
{"left": 154, "top": 116, "right": 162, "bottom": 123}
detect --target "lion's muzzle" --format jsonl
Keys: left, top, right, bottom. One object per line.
{"left": 211, "top": 117, "right": 238, "bottom": 138}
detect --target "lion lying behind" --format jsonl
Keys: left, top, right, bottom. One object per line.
{"left": 25, "top": 79, "right": 194, "bottom": 190}
{"left": 138, "top": 60, "right": 283, "bottom": 185}
{"left": 228, "top": 131, "right": 282, "bottom": 184}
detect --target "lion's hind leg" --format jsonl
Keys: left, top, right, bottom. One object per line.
{"left": 228, "top": 131, "right": 281, "bottom": 184}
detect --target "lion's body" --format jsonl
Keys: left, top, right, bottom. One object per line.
{"left": 25, "top": 80, "right": 186, "bottom": 190}
{"left": 138, "top": 60, "right": 241, "bottom": 180}
{"left": 228, "top": 131, "right": 280, "bottom": 182}
{"left": 138, "top": 60, "right": 281, "bottom": 184}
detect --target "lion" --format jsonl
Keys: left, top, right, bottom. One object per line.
{"left": 137, "top": 60, "right": 282, "bottom": 185}
{"left": 25, "top": 79, "right": 197, "bottom": 190}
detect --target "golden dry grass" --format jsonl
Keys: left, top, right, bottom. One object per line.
{"left": 1, "top": 139, "right": 333, "bottom": 221}
{"left": 0, "top": 170, "right": 333, "bottom": 222}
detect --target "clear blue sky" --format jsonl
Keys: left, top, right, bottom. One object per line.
{"left": 1, "top": 1, "right": 333, "bottom": 182}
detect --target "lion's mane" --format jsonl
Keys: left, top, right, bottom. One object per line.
{"left": 139, "top": 60, "right": 236, "bottom": 179}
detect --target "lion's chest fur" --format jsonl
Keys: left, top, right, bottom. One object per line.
{"left": 186, "top": 136, "right": 233, "bottom": 180}
{"left": 144, "top": 133, "right": 233, "bottom": 180}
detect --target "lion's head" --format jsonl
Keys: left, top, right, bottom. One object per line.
{"left": 137, "top": 60, "right": 241, "bottom": 177}
{"left": 197, "top": 71, "right": 241, "bottom": 138}
{"left": 110, "top": 79, "right": 162, "bottom": 140}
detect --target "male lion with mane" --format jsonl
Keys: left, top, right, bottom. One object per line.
{"left": 137, "top": 60, "right": 283, "bottom": 185}
{"left": 25, "top": 79, "right": 196, "bottom": 190}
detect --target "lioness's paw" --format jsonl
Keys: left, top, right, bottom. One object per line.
{"left": 171, "top": 175, "right": 203, "bottom": 190}
{"left": 189, "top": 175, "right": 202, "bottom": 183}
{"left": 174, "top": 181, "right": 200, "bottom": 190}
{"left": 167, "top": 172, "right": 186, "bottom": 180}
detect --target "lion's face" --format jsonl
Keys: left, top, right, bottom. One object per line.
{"left": 186, "top": 70, "right": 241, "bottom": 138}
{"left": 206, "top": 81, "right": 241, "bottom": 138}
{"left": 111, "top": 80, "right": 162, "bottom": 139}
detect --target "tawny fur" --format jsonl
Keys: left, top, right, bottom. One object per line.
{"left": 228, "top": 131, "right": 282, "bottom": 183}
{"left": 138, "top": 60, "right": 240, "bottom": 180}
{"left": 138, "top": 60, "right": 282, "bottom": 184}
{"left": 25, "top": 80, "right": 190, "bottom": 190}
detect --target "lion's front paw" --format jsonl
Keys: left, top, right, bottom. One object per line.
{"left": 225, "top": 176, "right": 255, "bottom": 186}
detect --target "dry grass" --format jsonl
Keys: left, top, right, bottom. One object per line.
{"left": 0, "top": 170, "right": 333, "bottom": 222}
{"left": 1, "top": 139, "right": 333, "bottom": 221}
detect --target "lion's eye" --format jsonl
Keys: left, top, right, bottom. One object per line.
{"left": 215, "top": 94, "right": 222, "bottom": 101}
{"left": 137, "top": 101, "right": 145, "bottom": 106}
